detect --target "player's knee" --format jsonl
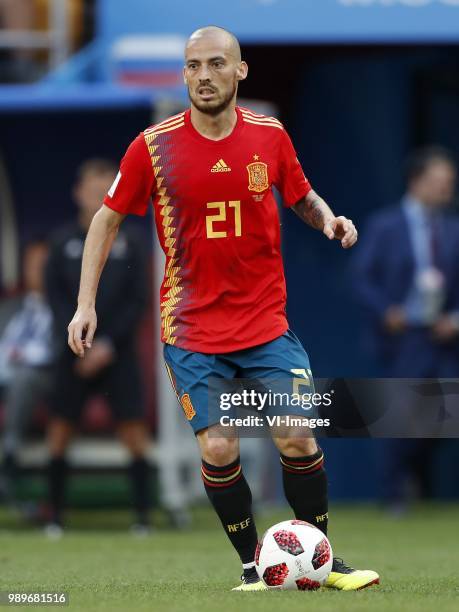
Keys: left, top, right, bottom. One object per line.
{"left": 277, "top": 437, "right": 318, "bottom": 457}
{"left": 201, "top": 437, "right": 239, "bottom": 466}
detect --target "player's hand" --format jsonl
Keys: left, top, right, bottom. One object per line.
{"left": 323, "top": 216, "right": 358, "bottom": 248}
{"left": 67, "top": 306, "right": 97, "bottom": 358}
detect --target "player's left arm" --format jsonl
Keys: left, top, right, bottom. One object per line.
{"left": 292, "top": 190, "right": 358, "bottom": 249}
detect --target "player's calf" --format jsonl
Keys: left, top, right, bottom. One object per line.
{"left": 201, "top": 456, "right": 258, "bottom": 567}
{"left": 275, "top": 438, "right": 328, "bottom": 534}
{"left": 197, "top": 429, "right": 262, "bottom": 588}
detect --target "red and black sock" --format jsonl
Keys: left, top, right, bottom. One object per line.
{"left": 281, "top": 448, "right": 328, "bottom": 535}
{"left": 202, "top": 457, "right": 258, "bottom": 568}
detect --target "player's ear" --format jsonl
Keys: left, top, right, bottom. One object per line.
{"left": 183, "top": 66, "right": 188, "bottom": 86}
{"left": 236, "top": 61, "right": 248, "bottom": 82}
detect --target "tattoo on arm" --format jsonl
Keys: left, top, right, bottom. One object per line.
{"left": 292, "top": 191, "right": 334, "bottom": 230}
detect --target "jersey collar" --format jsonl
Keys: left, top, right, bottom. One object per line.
{"left": 184, "top": 106, "right": 243, "bottom": 145}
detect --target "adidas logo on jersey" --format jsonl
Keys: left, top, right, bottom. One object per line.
{"left": 211, "top": 159, "right": 231, "bottom": 173}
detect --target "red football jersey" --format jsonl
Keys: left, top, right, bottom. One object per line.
{"left": 104, "top": 106, "right": 311, "bottom": 353}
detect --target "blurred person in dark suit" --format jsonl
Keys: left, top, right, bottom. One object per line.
{"left": 0, "top": 239, "right": 53, "bottom": 502}
{"left": 45, "top": 159, "right": 151, "bottom": 536}
{"left": 353, "top": 146, "right": 459, "bottom": 512}
{"left": 354, "top": 146, "right": 459, "bottom": 376}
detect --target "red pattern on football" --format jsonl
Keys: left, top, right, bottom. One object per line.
{"left": 263, "top": 562, "right": 289, "bottom": 586}
{"left": 273, "top": 530, "right": 304, "bottom": 556}
{"left": 255, "top": 531, "right": 267, "bottom": 566}
{"left": 312, "top": 537, "right": 331, "bottom": 570}
{"left": 255, "top": 541, "right": 262, "bottom": 566}
{"left": 296, "top": 577, "right": 321, "bottom": 590}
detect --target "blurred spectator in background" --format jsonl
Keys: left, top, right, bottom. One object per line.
{"left": 45, "top": 159, "right": 151, "bottom": 536}
{"left": 0, "top": 238, "right": 54, "bottom": 503}
{"left": 0, "top": 0, "right": 91, "bottom": 83}
{"left": 0, "top": 0, "right": 38, "bottom": 81}
{"left": 353, "top": 146, "right": 459, "bottom": 512}
{"left": 354, "top": 146, "right": 459, "bottom": 377}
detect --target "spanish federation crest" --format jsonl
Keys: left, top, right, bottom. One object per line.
{"left": 247, "top": 161, "right": 269, "bottom": 193}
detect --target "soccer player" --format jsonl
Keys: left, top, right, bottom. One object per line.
{"left": 67, "top": 26, "right": 379, "bottom": 591}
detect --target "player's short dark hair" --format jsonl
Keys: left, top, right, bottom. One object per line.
{"left": 76, "top": 158, "right": 117, "bottom": 183}
{"left": 405, "top": 146, "right": 457, "bottom": 184}
{"left": 187, "top": 25, "right": 241, "bottom": 61}
{"left": 201, "top": 24, "right": 239, "bottom": 43}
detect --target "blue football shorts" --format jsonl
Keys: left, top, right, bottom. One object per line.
{"left": 163, "top": 329, "right": 316, "bottom": 434}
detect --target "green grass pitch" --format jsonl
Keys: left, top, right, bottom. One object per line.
{"left": 0, "top": 504, "right": 458, "bottom": 612}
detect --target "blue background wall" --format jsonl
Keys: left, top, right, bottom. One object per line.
{"left": 98, "top": 0, "right": 459, "bottom": 43}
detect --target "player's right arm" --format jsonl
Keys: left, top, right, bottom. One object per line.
{"left": 67, "top": 206, "right": 125, "bottom": 357}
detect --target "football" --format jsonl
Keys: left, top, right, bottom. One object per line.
{"left": 255, "top": 520, "right": 333, "bottom": 590}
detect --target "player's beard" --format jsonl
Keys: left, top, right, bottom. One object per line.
{"left": 188, "top": 81, "right": 237, "bottom": 116}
